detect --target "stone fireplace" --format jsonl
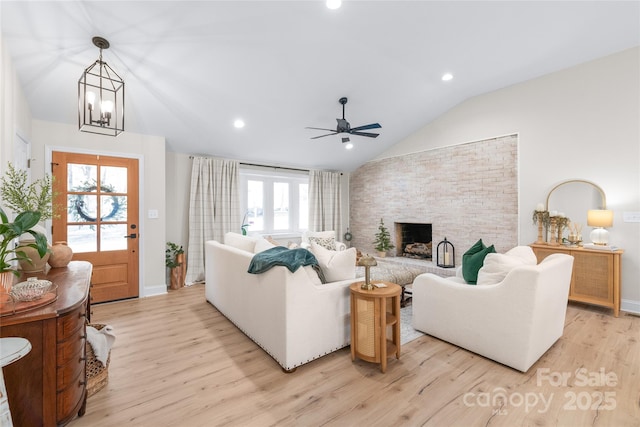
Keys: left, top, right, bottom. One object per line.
{"left": 348, "top": 134, "right": 518, "bottom": 263}
{"left": 394, "top": 222, "right": 432, "bottom": 259}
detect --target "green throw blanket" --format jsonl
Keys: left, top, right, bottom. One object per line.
{"left": 248, "top": 246, "right": 319, "bottom": 274}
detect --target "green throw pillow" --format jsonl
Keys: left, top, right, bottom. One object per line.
{"left": 462, "top": 240, "right": 496, "bottom": 284}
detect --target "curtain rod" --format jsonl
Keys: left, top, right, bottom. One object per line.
{"left": 188, "top": 156, "right": 309, "bottom": 173}
{"left": 240, "top": 162, "right": 309, "bottom": 173}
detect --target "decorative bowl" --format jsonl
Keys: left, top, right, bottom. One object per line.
{"left": 10, "top": 278, "right": 53, "bottom": 302}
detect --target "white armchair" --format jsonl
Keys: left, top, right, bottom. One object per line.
{"left": 300, "top": 230, "right": 346, "bottom": 251}
{"left": 412, "top": 253, "right": 574, "bottom": 372}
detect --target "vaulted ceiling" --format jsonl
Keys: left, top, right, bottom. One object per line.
{"left": 1, "top": 1, "right": 638, "bottom": 171}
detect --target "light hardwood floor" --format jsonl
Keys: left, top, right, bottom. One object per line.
{"left": 70, "top": 284, "right": 640, "bottom": 427}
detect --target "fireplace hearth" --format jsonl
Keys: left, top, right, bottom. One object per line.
{"left": 394, "top": 222, "right": 433, "bottom": 259}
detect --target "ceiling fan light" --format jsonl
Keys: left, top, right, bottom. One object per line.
{"left": 442, "top": 73, "right": 454, "bottom": 82}
{"left": 326, "top": 0, "right": 342, "bottom": 10}
{"left": 234, "top": 119, "right": 245, "bottom": 128}
{"left": 345, "top": 143, "right": 354, "bottom": 150}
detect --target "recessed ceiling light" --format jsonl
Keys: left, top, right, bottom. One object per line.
{"left": 233, "top": 119, "right": 245, "bottom": 129}
{"left": 326, "top": 0, "right": 341, "bottom": 10}
{"left": 345, "top": 142, "right": 354, "bottom": 150}
{"left": 442, "top": 73, "right": 453, "bottom": 82}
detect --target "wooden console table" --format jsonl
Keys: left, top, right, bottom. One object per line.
{"left": 0, "top": 261, "right": 92, "bottom": 426}
{"left": 350, "top": 282, "right": 401, "bottom": 373}
{"left": 530, "top": 244, "right": 623, "bottom": 317}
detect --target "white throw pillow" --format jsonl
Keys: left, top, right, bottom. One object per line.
{"left": 476, "top": 246, "right": 537, "bottom": 285}
{"left": 253, "top": 237, "right": 276, "bottom": 254}
{"left": 309, "top": 241, "right": 356, "bottom": 282}
{"left": 224, "top": 232, "right": 259, "bottom": 253}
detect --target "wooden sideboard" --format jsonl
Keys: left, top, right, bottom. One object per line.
{"left": 530, "top": 244, "right": 623, "bottom": 317}
{"left": 0, "top": 261, "right": 92, "bottom": 426}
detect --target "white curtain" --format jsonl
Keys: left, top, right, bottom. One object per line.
{"left": 308, "top": 170, "right": 342, "bottom": 237}
{"left": 185, "top": 157, "right": 241, "bottom": 285}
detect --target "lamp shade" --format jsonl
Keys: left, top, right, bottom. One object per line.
{"left": 587, "top": 210, "right": 613, "bottom": 228}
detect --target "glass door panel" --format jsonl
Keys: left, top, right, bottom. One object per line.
{"left": 53, "top": 152, "right": 139, "bottom": 303}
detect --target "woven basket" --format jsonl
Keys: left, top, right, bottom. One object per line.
{"left": 86, "top": 323, "right": 111, "bottom": 397}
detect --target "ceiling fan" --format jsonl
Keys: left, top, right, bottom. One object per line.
{"left": 306, "top": 97, "right": 381, "bottom": 143}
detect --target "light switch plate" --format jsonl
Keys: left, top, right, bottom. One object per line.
{"left": 148, "top": 209, "right": 159, "bottom": 219}
{"left": 623, "top": 212, "right": 640, "bottom": 222}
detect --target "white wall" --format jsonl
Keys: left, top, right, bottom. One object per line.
{"left": 165, "top": 151, "right": 191, "bottom": 247}
{"left": 30, "top": 120, "right": 167, "bottom": 298}
{"left": 377, "top": 47, "right": 640, "bottom": 313}
{"left": 0, "top": 35, "right": 32, "bottom": 170}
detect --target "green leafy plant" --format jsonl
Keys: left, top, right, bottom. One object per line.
{"left": 0, "top": 207, "right": 48, "bottom": 275}
{"left": 0, "top": 162, "right": 58, "bottom": 221}
{"left": 373, "top": 218, "right": 395, "bottom": 252}
{"left": 165, "top": 242, "right": 184, "bottom": 269}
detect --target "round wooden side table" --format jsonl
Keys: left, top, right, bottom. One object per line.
{"left": 349, "top": 281, "right": 401, "bottom": 373}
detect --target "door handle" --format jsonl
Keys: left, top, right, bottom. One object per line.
{"left": 124, "top": 233, "right": 137, "bottom": 239}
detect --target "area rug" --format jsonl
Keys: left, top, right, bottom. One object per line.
{"left": 400, "top": 304, "right": 424, "bottom": 345}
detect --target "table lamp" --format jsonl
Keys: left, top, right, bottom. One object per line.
{"left": 587, "top": 209, "right": 613, "bottom": 245}
{"left": 358, "top": 255, "right": 377, "bottom": 290}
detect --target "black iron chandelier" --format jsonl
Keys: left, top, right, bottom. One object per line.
{"left": 78, "top": 36, "right": 124, "bottom": 136}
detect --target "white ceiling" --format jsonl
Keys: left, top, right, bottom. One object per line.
{"left": 1, "top": 1, "right": 639, "bottom": 171}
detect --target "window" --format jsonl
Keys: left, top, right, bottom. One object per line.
{"left": 240, "top": 167, "right": 309, "bottom": 235}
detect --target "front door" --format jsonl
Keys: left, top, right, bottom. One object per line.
{"left": 52, "top": 152, "right": 139, "bottom": 303}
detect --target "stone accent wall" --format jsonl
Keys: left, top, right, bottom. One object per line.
{"left": 349, "top": 135, "right": 518, "bottom": 265}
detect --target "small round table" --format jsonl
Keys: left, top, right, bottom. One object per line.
{"left": 349, "top": 282, "right": 401, "bottom": 373}
{"left": 1, "top": 337, "right": 32, "bottom": 427}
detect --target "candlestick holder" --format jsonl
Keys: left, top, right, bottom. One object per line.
{"left": 535, "top": 211, "right": 545, "bottom": 244}
{"left": 549, "top": 217, "right": 558, "bottom": 245}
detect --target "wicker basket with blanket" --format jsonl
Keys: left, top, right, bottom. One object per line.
{"left": 86, "top": 323, "right": 114, "bottom": 397}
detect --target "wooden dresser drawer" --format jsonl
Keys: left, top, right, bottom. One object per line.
{"left": 57, "top": 370, "right": 85, "bottom": 422}
{"left": 58, "top": 307, "right": 87, "bottom": 341}
{"left": 57, "top": 333, "right": 86, "bottom": 367}
{"left": 57, "top": 354, "right": 86, "bottom": 389}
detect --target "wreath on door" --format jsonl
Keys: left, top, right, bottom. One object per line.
{"left": 69, "top": 182, "right": 124, "bottom": 222}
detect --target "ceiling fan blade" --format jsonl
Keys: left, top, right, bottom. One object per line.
{"left": 310, "top": 132, "right": 338, "bottom": 139}
{"left": 350, "top": 131, "right": 379, "bottom": 138}
{"left": 351, "top": 123, "right": 381, "bottom": 131}
{"left": 306, "top": 126, "right": 337, "bottom": 132}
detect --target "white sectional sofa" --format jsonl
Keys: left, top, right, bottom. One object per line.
{"left": 204, "top": 233, "right": 360, "bottom": 371}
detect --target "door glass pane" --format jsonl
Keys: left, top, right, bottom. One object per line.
{"left": 101, "top": 224, "right": 128, "bottom": 251}
{"left": 68, "top": 164, "right": 97, "bottom": 191}
{"left": 101, "top": 166, "right": 128, "bottom": 193}
{"left": 67, "top": 225, "right": 97, "bottom": 253}
{"left": 274, "top": 182, "right": 289, "bottom": 230}
{"left": 247, "top": 180, "right": 263, "bottom": 231}
{"left": 299, "top": 183, "right": 308, "bottom": 230}
{"left": 101, "top": 195, "right": 127, "bottom": 221}
{"left": 68, "top": 194, "right": 97, "bottom": 223}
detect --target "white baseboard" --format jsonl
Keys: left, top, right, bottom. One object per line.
{"left": 621, "top": 299, "right": 640, "bottom": 316}
{"left": 142, "top": 284, "right": 168, "bottom": 298}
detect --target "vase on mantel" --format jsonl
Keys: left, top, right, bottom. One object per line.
{"left": 48, "top": 241, "right": 73, "bottom": 268}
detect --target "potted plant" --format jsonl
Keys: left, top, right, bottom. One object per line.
{"left": 0, "top": 163, "right": 59, "bottom": 271}
{"left": 373, "top": 218, "right": 395, "bottom": 257}
{"left": 0, "top": 207, "right": 48, "bottom": 292}
{"left": 166, "top": 242, "right": 185, "bottom": 290}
